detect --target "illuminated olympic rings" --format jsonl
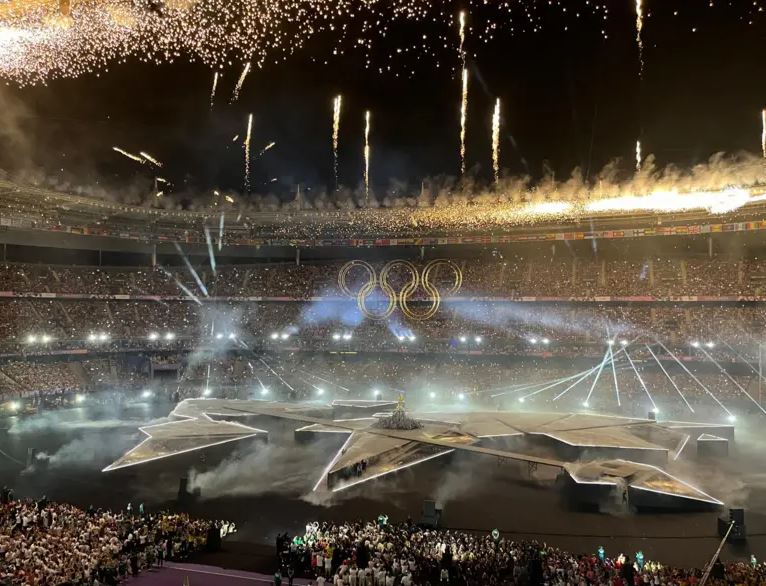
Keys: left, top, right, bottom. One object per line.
{"left": 337, "top": 259, "right": 463, "bottom": 321}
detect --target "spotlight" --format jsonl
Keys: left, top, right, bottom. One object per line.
{"left": 342, "top": 333, "right": 352, "bottom": 340}
{"left": 474, "top": 336, "right": 482, "bottom": 344}
{"left": 87, "top": 333, "right": 97, "bottom": 342}
{"left": 408, "top": 335, "right": 416, "bottom": 342}
{"left": 260, "top": 387, "right": 269, "bottom": 396}
{"left": 541, "top": 338, "right": 550, "bottom": 345}
{"left": 75, "top": 394, "right": 86, "bottom": 404}
{"left": 332, "top": 333, "right": 341, "bottom": 341}
{"left": 317, "top": 388, "right": 325, "bottom": 396}
{"left": 8, "top": 401, "right": 20, "bottom": 412}
{"left": 529, "top": 338, "right": 538, "bottom": 344}
{"left": 459, "top": 335, "right": 467, "bottom": 343}
{"left": 41, "top": 334, "right": 52, "bottom": 344}
{"left": 141, "top": 390, "right": 153, "bottom": 399}
{"left": 227, "top": 332, "right": 236, "bottom": 340}
{"left": 652, "top": 407, "right": 660, "bottom": 414}
{"left": 98, "top": 333, "right": 109, "bottom": 342}
{"left": 270, "top": 332, "right": 279, "bottom": 340}
{"left": 215, "top": 333, "right": 223, "bottom": 340}
{"left": 164, "top": 332, "right": 176, "bottom": 340}
{"left": 620, "top": 340, "right": 628, "bottom": 346}
{"left": 582, "top": 401, "right": 589, "bottom": 408}
{"left": 705, "top": 341, "right": 715, "bottom": 348}
{"left": 372, "top": 389, "right": 381, "bottom": 398}
{"left": 518, "top": 397, "right": 525, "bottom": 403}
{"left": 458, "top": 393, "right": 465, "bottom": 401}
{"left": 727, "top": 414, "right": 736, "bottom": 422}
{"left": 691, "top": 341, "right": 700, "bottom": 348}
{"left": 149, "top": 332, "right": 159, "bottom": 341}
{"left": 280, "top": 332, "right": 289, "bottom": 340}
{"left": 26, "top": 334, "right": 37, "bottom": 344}
{"left": 202, "top": 388, "right": 212, "bottom": 397}
{"left": 607, "top": 340, "right": 615, "bottom": 346}
{"left": 429, "top": 392, "right": 436, "bottom": 399}
{"left": 396, "top": 335, "right": 404, "bottom": 342}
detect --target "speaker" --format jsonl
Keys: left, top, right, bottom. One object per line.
{"left": 420, "top": 500, "right": 442, "bottom": 528}
{"left": 647, "top": 411, "right": 656, "bottom": 421}
{"left": 718, "top": 508, "right": 746, "bottom": 542}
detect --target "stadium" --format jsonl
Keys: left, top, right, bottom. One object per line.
{"left": 3, "top": 1, "right": 766, "bottom": 584}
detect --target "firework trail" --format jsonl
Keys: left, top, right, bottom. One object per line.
{"left": 458, "top": 10, "right": 466, "bottom": 60}
{"left": 258, "top": 141, "right": 276, "bottom": 157}
{"left": 460, "top": 67, "right": 468, "bottom": 175}
{"left": 210, "top": 71, "right": 219, "bottom": 109}
{"left": 635, "top": 140, "right": 642, "bottom": 172}
{"left": 231, "top": 61, "right": 251, "bottom": 103}
{"left": 244, "top": 113, "right": 253, "bottom": 192}
{"left": 112, "top": 146, "right": 144, "bottom": 164}
{"left": 364, "top": 110, "right": 371, "bottom": 203}
{"left": 635, "top": 0, "right": 644, "bottom": 78}
{"left": 761, "top": 109, "right": 766, "bottom": 158}
{"left": 332, "top": 94, "right": 342, "bottom": 189}
{"left": 491, "top": 98, "right": 500, "bottom": 184}
{"left": 218, "top": 212, "right": 225, "bottom": 252}
{"left": 139, "top": 151, "right": 163, "bottom": 167}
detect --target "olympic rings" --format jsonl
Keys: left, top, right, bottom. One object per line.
{"left": 337, "top": 259, "right": 463, "bottom": 321}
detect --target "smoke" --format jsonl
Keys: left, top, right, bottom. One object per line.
{"left": 0, "top": 85, "right": 33, "bottom": 173}
{"left": 32, "top": 432, "right": 142, "bottom": 469}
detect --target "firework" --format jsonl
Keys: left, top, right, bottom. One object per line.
{"left": 231, "top": 61, "right": 251, "bottom": 103}
{"left": 491, "top": 98, "right": 500, "bottom": 184}
{"left": 210, "top": 71, "right": 219, "bottom": 109}
{"left": 232, "top": 135, "right": 239, "bottom": 142}
{"left": 112, "top": 146, "right": 144, "bottom": 164}
{"left": 364, "top": 110, "right": 371, "bottom": 202}
{"left": 244, "top": 113, "right": 253, "bottom": 192}
{"left": 761, "top": 109, "right": 766, "bottom": 158}
{"left": 460, "top": 67, "right": 468, "bottom": 175}
{"left": 139, "top": 151, "right": 163, "bottom": 167}
{"left": 332, "top": 94, "right": 342, "bottom": 189}
{"left": 635, "top": 140, "right": 642, "bottom": 173}
{"left": 225, "top": 195, "right": 234, "bottom": 203}
{"left": 458, "top": 10, "right": 466, "bottom": 61}
{"left": 258, "top": 141, "right": 276, "bottom": 157}
{"left": 155, "top": 191, "right": 164, "bottom": 197}
{"left": 635, "top": 0, "right": 644, "bottom": 77}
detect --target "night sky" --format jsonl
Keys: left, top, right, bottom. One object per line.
{"left": 2, "top": 1, "right": 766, "bottom": 204}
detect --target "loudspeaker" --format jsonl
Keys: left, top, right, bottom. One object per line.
{"left": 647, "top": 411, "right": 656, "bottom": 421}
{"left": 420, "top": 500, "right": 442, "bottom": 528}
{"left": 718, "top": 508, "right": 746, "bottom": 542}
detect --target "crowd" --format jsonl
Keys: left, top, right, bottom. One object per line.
{"left": 283, "top": 520, "right": 764, "bottom": 586}
{"left": 0, "top": 497, "right": 221, "bottom": 585}
{"left": 3, "top": 256, "right": 766, "bottom": 299}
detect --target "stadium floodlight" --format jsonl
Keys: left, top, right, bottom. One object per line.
{"left": 474, "top": 336, "right": 482, "bottom": 344}
{"left": 165, "top": 332, "right": 176, "bottom": 340}
{"left": 529, "top": 338, "right": 538, "bottom": 344}
{"left": 280, "top": 332, "right": 290, "bottom": 340}
{"left": 620, "top": 340, "right": 628, "bottom": 346}
{"left": 270, "top": 332, "right": 279, "bottom": 340}
{"left": 705, "top": 341, "right": 715, "bottom": 348}
{"left": 215, "top": 333, "right": 223, "bottom": 340}
{"left": 332, "top": 333, "right": 341, "bottom": 341}
{"left": 149, "top": 332, "right": 160, "bottom": 341}
{"left": 459, "top": 335, "right": 467, "bottom": 343}
{"left": 98, "top": 333, "right": 109, "bottom": 342}
{"left": 541, "top": 338, "right": 550, "bottom": 345}
{"left": 317, "top": 388, "right": 325, "bottom": 396}
{"left": 228, "top": 332, "right": 236, "bottom": 340}
{"left": 26, "top": 335, "right": 37, "bottom": 344}
{"left": 202, "top": 388, "right": 212, "bottom": 397}
{"left": 342, "top": 333, "right": 352, "bottom": 340}
{"left": 458, "top": 393, "right": 465, "bottom": 401}
{"left": 690, "top": 341, "right": 700, "bottom": 348}
{"left": 75, "top": 394, "right": 86, "bottom": 404}
{"left": 141, "top": 390, "right": 153, "bottom": 399}
{"left": 429, "top": 392, "right": 436, "bottom": 399}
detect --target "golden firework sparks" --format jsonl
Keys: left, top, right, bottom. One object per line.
{"left": 244, "top": 113, "right": 253, "bottom": 192}
{"left": 635, "top": 140, "right": 642, "bottom": 173}
{"left": 112, "top": 146, "right": 144, "bottom": 164}
{"left": 231, "top": 61, "right": 251, "bottom": 103}
{"left": 258, "top": 141, "right": 276, "bottom": 156}
{"left": 491, "top": 98, "right": 500, "bottom": 184}
{"left": 139, "top": 151, "right": 162, "bottom": 167}
{"left": 460, "top": 67, "right": 468, "bottom": 176}
{"left": 364, "top": 110, "right": 371, "bottom": 202}
{"left": 458, "top": 10, "right": 466, "bottom": 60}
{"left": 155, "top": 190, "right": 164, "bottom": 197}
{"left": 332, "top": 94, "right": 342, "bottom": 189}
{"left": 210, "top": 71, "right": 219, "bottom": 109}
{"left": 225, "top": 194, "right": 234, "bottom": 203}
{"left": 635, "top": 0, "right": 644, "bottom": 77}
{"left": 761, "top": 109, "right": 766, "bottom": 158}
